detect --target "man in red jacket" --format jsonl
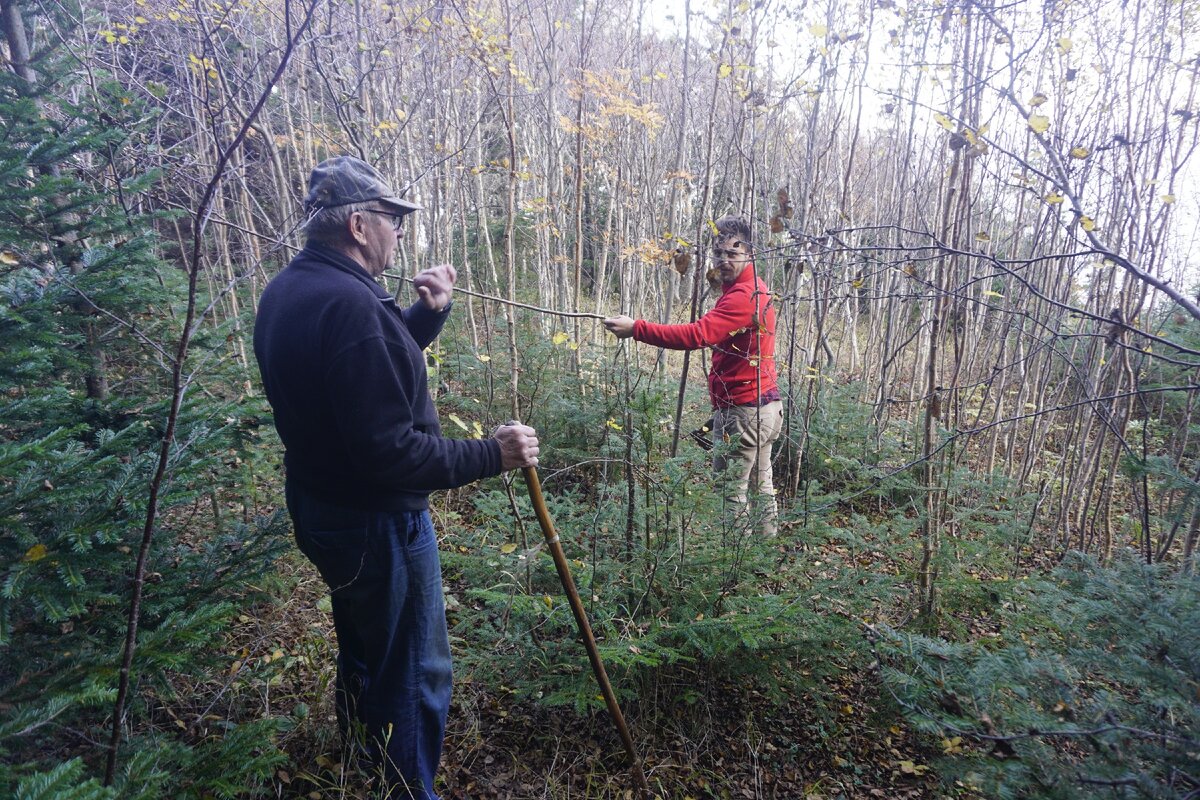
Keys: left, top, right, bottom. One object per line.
{"left": 604, "top": 216, "right": 784, "bottom": 535}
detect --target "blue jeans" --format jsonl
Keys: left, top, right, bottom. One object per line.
{"left": 286, "top": 483, "right": 452, "bottom": 799}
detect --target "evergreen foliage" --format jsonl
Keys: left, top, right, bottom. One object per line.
{"left": 12, "top": 758, "right": 115, "bottom": 800}
{"left": 0, "top": 15, "right": 288, "bottom": 797}
{"left": 876, "top": 552, "right": 1200, "bottom": 798}
{"left": 437, "top": 328, "right": 898, "bottom": 721}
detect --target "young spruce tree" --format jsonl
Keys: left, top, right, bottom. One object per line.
{"left": 0, "top": 8, "right": 288, "bottom": 798}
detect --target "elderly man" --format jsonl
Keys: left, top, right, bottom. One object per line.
{"left": 604, "top": 216, "right": 782, "bottom": 536}
{"left": 254, "top": 155, "right": 539, "bottom": 798}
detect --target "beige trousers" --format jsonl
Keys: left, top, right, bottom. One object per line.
{"left": 712, "top": 399, "right": 784, "bottom": 536}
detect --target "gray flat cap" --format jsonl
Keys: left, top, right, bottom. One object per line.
{"left": 303, "top": 155, "right": 421, "bottom": 215}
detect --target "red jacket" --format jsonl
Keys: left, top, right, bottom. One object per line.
{"left": 633, "top": 263, "right": 777, "bottom": 408}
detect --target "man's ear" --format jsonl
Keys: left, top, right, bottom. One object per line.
{"left": 348, "top": 210, "right": 369, "bottom": 245}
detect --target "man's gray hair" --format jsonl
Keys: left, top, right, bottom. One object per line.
{"left": 303, "top": 201, "right": 377, "bottom": 244}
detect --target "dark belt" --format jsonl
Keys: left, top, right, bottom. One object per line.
{"left": 749, "top": 388, "right": 781, "bottom": 406}
{"left": 713, "top": 388, "right": 781, "bottom": 411}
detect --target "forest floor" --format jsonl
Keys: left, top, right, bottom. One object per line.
{"left": 435, "top": 674, "right": 943, "bottom": 800}
{"left": 236, "top": 546, "right": 952, "bottom": 800}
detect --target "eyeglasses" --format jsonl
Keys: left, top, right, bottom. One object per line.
{"left": 364, "top": 209, "right": 406, "bottom": 232}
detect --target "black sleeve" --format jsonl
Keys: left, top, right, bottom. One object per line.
{"left": 402, "top": 301, "right": 452, "bottom": 350}
{"left": 325, "top": 332, "right": 503, "bottom": 492}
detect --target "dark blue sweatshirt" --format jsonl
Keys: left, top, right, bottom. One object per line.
{"left": 253, "top": 242, "right": 502, "bottom": 511}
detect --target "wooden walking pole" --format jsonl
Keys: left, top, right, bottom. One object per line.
{"left": 521, "top": 465, "right": 651, "bottom": 798}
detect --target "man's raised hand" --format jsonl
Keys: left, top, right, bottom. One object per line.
{"left": 413, "top": 263, "right": 457, "bottom": 311}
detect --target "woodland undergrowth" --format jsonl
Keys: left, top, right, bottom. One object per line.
{"left": 2, "top": 1, "right": 1199, "bottom": 798}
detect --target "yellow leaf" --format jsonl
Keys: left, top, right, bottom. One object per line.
{"left": 1056, "top": 37, "right": 1072, "bottom": 54}
{"left": 975, "top": 231, "right": 991, "bottom": 242}
{"left": 1080, "top": 216, "right": 1096, "bottom": 232}
{"left": 551, "top": 331, "right": 569, "bottom": 345}
{"left": 447, "top": 413, "right": 470, "bottom": 433}
{"left": 477, "top": 353, "right": 491, "bottom": 362}
{"left": 499, "top": 543, "right": 517, "bottom": 554}
{"left": 24, "top": 543, "right": 48, "bottom": 562}
{"left": 717, "top": 64, "right": 732, "bottom": 79}
{"left": 1029, "top": 92, "right": 1048, "bottom": 107}
{"left": 1069, "top": 146, "right": 1090, "bottom": 159}
{"left": 1162, "top": 194, "right": 1176, "bottom": 204}
{"left": 1045, "top": 192, "right": 1065, "bottom": 205}
{"left": 1027, "top": 114, "right": 1050, "bottom": 134}
{"left": 0, "top": 251, "right": 18, "bottom": 265}
{"left": 933, "top": 112, "right": 954, "bottom": 131}
{"left": 809, "top": 24, "right": 828, "bottom": 36}
{"left": 941, "top": 736, "right": 964, "bottom": 754}
{"left": 982, "top": 290, "right": 1004, "bottom": 298}
{"left": 605, "top": 418, "right": 623, "bottom": 431}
